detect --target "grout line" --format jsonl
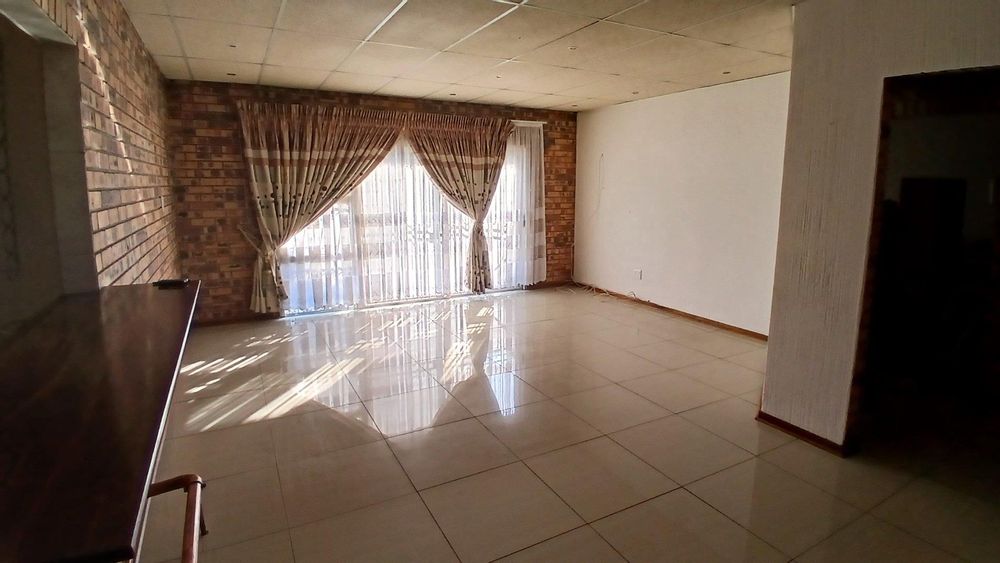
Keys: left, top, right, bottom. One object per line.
{"left": 172, "top": 291, "right": 962, "bottom": 562}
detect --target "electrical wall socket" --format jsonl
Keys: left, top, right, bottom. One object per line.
{"left": 633, "top": 268, "right": 643, "bottom": 280}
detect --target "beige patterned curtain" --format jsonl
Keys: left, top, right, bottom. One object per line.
{"left": 406, "top": 114, "right": 515, "bottom": 293}
{"left": 236, "top": 101, "right": 404, "bottom": 313}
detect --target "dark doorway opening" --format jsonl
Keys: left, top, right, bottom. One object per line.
{"left": 850, "top": 69, "right": 1000, "bottom": 494}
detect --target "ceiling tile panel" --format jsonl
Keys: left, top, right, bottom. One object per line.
{"left": 375, "top": 78, "right": 450, "bottom": 98}
{"left": 449, "top": 6, "right": 595, "bottom": 59}
{"left": 371, "top": 0, "right": 511, "bottom": 50}
{"left": 457, "top": 60, "right": 553, "bottom": 91}
{"left": 129, "top": 0, "right": 794, "bottom": 109}
{"left": 527, "top": 67, "right": 613, "bottom": 94}
{"left": 320, "top": 71, "right": 393, "bottom": 93}
{"left": 174, "top": 19, "right": 271, "bottom": 62}
{"left": 516, "top": 94, "right": 585, "bottom": 109}
{"left": 187, "top": 59, "right": 261, "bottom": 83}
{"left": 468, "top": 89, "right": 541, "bottom": 106}
{"left": 734, "top": 25, "right": 793, "bottom": 55}
{"left": 337, "top": 43, "right": 437, "bottom": 76}
{"left": 400, "top": 52, "right": 505, "bottom": 83}
{"left": 526, "top": 0, "right": 645, "bottom": 19}
{"left": 166, "top": 0, "right": 282, "bottom": 27}
{"left": 551, "top": 97, "right": 612, "bottom": 111}
{"left": 276, "top": 0, "right": 402, "bottom": 39}
{"left": 516, "top": 21, "right": 660, "bottom": 68}
{"left": 677, "top": 53, "right": 790, "bottom": 86}
{"left": 426, "top": 84, "right": 498, "bottom": 102}
{"left": 559, "top": 76, "right": 688, "bottom": 101}
{"left": 259, "top": 65, "right": 330, "bottom": 89}
{"left": 677, "top": 0, "right": 792, "bottom": 44}
{"left": 153, "top": 55, "right": 190, "bottom": 79}
{"left": 610, "top": 0, "right": 762, "bottom": 33}
{"left": 578, "top": 33, "right": 715, "bottom": 76}
{"left": 640, "top": 44, "right": 764, "bottom": 81}
{"left": 265, "top": 30, "right": 359, "bottom": 70}
{"left": 129, "top": 14, "right": 183, "bottom": 56}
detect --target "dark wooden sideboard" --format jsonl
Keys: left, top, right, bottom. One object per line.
{"left": 0, "top": 282, "right": 200, "bottom": 562}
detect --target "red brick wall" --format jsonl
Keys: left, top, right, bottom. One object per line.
{"left": 33, "top": 0, "right": 180, "bottom": 286}
{"left": 167, "top": 81, "right": 576, "bottom": 323}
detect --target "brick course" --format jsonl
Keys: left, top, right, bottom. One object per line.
{"left": 167, "top": 82, "right": 577, "bottom": 323}
{"left": 33, "top": 0, "right": 180, "bottom": 286}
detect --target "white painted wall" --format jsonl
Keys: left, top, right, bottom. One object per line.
{"left": 574, "top": 72, "right": 790, "bottom": 335}
{"left": 764, "top": 0, "right": 1000, "bottom": 444}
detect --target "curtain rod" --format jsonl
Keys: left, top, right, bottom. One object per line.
{"left": 511, "top": 120, "right": 545, "bottom": 127}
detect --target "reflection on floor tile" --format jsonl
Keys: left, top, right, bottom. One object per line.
{"left": 798, "top": 515, "right": 959, "bottom": 563}
{"left": 387, "top": 418, "right": 517, "bottom": 490}
{"left": 365, "top": 385, "right": 472, "bottom": 436}
{"left": 478, "top": 400, "right": 601, "bottom": 458}
{"left": 762, "top": 440, "right": 913, "bottom": 510}
{"left": 681, "top": 397, "right": 793, "bottom": 454}
{"left": 143, "top": 288, "right": 988, "bottom": 562}
{"left": 446, "top": 373, "right": 547, "bottom": 416}
{"left": 270, "top": 404, "right": 382, "bottom": 461}
{"left": 687, "top": 459, "right": 861, "bottom": 556}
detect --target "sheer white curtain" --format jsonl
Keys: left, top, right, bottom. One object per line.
{"left": 280, "top": 124, "right": 545, "bottom": 314}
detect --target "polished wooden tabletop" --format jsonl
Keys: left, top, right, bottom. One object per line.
{"left": 0, "top": 282, "right": 200, "bottom": 562}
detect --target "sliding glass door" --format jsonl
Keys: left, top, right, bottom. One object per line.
{"left": 279, "top": 125, "right": 545, "bottom": 315}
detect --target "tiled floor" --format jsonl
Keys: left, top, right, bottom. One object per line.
{"left": 143, "top": 288, "right": 993, "bottom": 562}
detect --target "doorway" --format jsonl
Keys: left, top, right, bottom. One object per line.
{"left": 850, "top": 69, "right": 1000, "bottom": 473}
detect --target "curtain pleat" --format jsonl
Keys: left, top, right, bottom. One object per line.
{"left": 279, "top": 126, "right": 545, "bottom": 314}
{"left": 405, "top": 114, "right": 515, "bottom": 293}
{"left": 236, "top": 101, "right": 404, "bottom": 313}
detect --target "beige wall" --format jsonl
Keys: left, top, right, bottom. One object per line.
{"left": 0, "top": 17, "right": 63, "bottom": 333}
{"left": 575, "top": 72, "right": 789, "bottom": 335}
{"left": 763, "top": 0, "right": 1000, "bottom": 443}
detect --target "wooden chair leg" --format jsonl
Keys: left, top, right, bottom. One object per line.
{"left": 149, "top": 474, "right": 207, "bottom": 563}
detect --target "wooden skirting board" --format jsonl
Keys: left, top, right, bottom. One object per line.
{"left": 756, "top": 411, "right": 849, "bottom": 457}
{"left": 570, "top": 283, "right": 767, "bottom": 342}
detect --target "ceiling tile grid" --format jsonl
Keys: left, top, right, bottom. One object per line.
{"left": 122, "top": 0, "right": 795, "bottom": 111}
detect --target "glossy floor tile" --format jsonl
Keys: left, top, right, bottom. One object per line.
{"left": 477, "top": 399, "right": 601, "bottom": 458}
{"left": 143, "top": 288, "right": 991, "bottom": 562}
{"left": 497, "top": 526, "right": 624, "bottom": 562}
{"left": 289, "top": 494, "right": 457, "bottom": 563}
{"left": 797, "top": 515, "right": 959, "bottom": 563}
{"left": 525, "top": 437, "right": 677, "bottom": 521}
{"left": 592, "top": 488, "right": 785, "bottom": 562}
{"left": 420, "top": 463, "right": 582, "bottom": 563}
{"left": 687, "top": 459, "right": 861, "bottom": 556}
{"left": 611, "top": 415, "right": 753, "bottom": 484}
{"left": 387, "top": 418, "right": 517, "bottom": 490}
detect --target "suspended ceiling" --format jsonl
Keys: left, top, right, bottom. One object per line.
{"left": 123, "top": 0, "right": 793, "bottom": 112}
